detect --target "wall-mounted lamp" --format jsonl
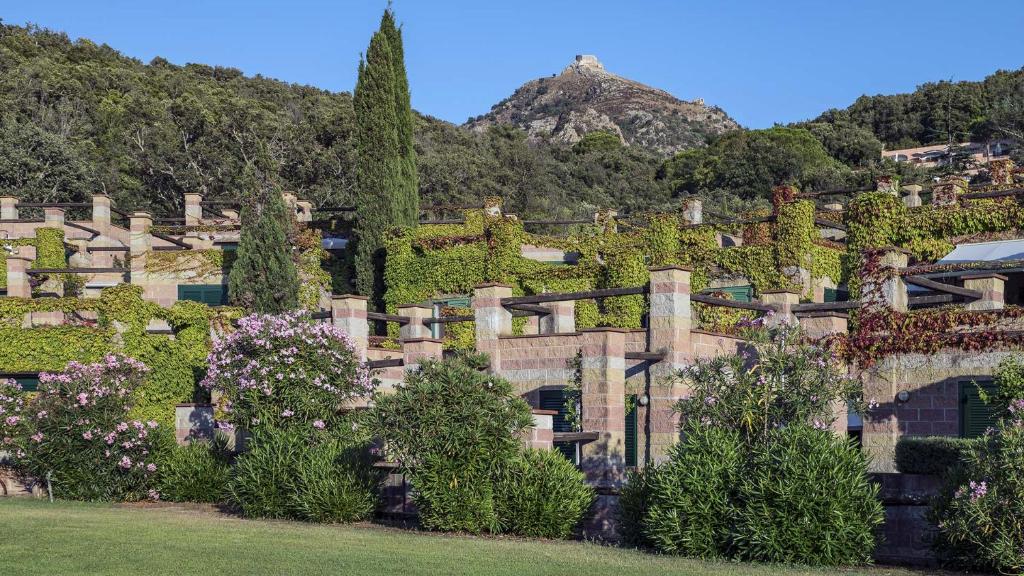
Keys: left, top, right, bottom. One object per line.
{"left": 896, "top": 390, "right": 911, "bottom": 404}
{"left": 638, "top": 394, "right": 650, "bottom": 406}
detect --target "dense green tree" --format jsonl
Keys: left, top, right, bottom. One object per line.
{"left": 572, "top": 130, "right": 622, "bottom": 154}
{"left": 228, "top": 166, "right": 300, "bottom": 313}
{"left": 352, "top": 9, "right": 418, "bottom": 302}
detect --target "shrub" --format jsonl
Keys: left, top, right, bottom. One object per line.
{"left": 931, "top": 356, "right": 1024, "bottom": 573}
{"left": 228, "top": 429, "right": 303, "bottom": 518}
{"left": 370, "top": 356, "right": 532, "bottom": 533}
{"left": 157, "top": 438, "right": 232, "bottom": 503}
{"left": 617, "top": 465, "right": 657, "bottom": 548}
{"left": 0, "top": 379, "right": 29, "bottom": 460}
{"left": 894, "top": 436, "right": 982, "bottom": 476}
{"left": 494, "top": 448, "right": 594, "bottom": 539}
{"left": 733, "top": 425, "right": 883, "bottom": 566}
{"left": 202, "top": 311, "right": 372, "bottom": 435}
{"left": 291, "top": 437, "right": 382, "bottom": 523}
{"left": 642, "top": 425, "right": 743, "bottom": 558}
{"left": 13, "top": 355, "right": 169, "bottom": 501}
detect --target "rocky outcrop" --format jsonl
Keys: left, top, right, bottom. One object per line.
{"left": 466, "top": 55, "right": 739, "bottom": 155}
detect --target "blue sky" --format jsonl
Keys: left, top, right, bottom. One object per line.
{"left": 4, "top": 1, "right": 1023, "bottom": 128}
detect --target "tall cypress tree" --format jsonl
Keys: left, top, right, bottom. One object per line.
{"left": 353, "top": 7, "right": 418, "bottom": 303}
{"left": 228, "top": 165, "right": 299, "bottom": 313}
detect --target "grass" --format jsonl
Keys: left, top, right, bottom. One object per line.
{"left": 1, "top": 498, "right": 940, "bottom": 576}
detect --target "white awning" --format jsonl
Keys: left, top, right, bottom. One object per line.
{"left": 939, "top": 239, "right": 1024, "bottom": 263}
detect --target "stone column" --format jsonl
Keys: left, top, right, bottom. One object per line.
{"left": 932, "top": 175, "right": 968, "bottom": 206}
{"left": 798, "top": 312, "right": 851, "bottom": 437}
{"left": 5, "top": 255, "right": 32, "bottom": 298}
{"left": 331, "top": 295, "right": 369, "bottom": 360}
{"left": 397, "top": 304, "right": 433, "bottom": 340}
{"left": 539, "top": 300, "right": 575, "bottom": 334}
{"left": 91, "top": 194, "right": 112, "bottom": 236}
{"left": 864, "top": 247, "right": 909, "bottom": 313}
{"left": 184, "top": 193, "right": 203, "bottom": 226}
{"left": 988, "top": 158, "right": 1015, "bottom": 185}
{"left": 523, "top": 316, "right": 541, "bottom": 335}
{"left": 876, "top": 176, "right": 900, "bottom": 196}
{"left": 295, "top": 200, "right": 313, "bottom": 223}
{"left": 473, "top": 283, "right": 513, "bottom": 371}
{"left": 681, "top": 197, "right": 702, "bottom": 225}
{"left": 43, "top": 207, "right": 65, "bottom": 227}
{"left": 963, "top": 273, "right": 1006, "bottom": 311}
{"left": 579, "top": 327, "right": 626, "bottom": 486}
{"left": 129, "top": 212, "right": 152, "bottom": 295}
{"left": 646, "top": 265, "right": 691, "bottom": 461}
{"left": 760, "top": 289, "right": 799, "bottom": 327}
{"left": 174, "top": 404, "right": 214, "bottom": 445}
{"left": 524, "top": 409, "right": 555, "bottom": 450}
{"left": 401, "top": 338, "right": 443, "bottom": 373}
{"left": 1, "top": 197, "right": 18, "bottom": 220}
{"left": 902, "top": 185, "right": 923, "bottom": 208}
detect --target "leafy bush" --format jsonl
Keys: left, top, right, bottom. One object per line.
{"left": 0, "top": 379, "right": 29, "bottom": 462}
{"left": 494, "top": 448, "right": 594, "bottom": 539}
{"left": 642, "top": 426, "right": 743, "bottom": 558}
{"left": 370, "top": 356, "right": 532, "bottom": 533}
{"left": 290, "top": 437, "right": 382, "bottom": 523}
{"left": 202, "top": 311, "right": 372, "bottom": 434}
{"left": 228, "top": 429, "right": 304, "bottom": 518}
{"left": 625, "top": 326, "right": 883, "bottom": 566}
{"left": 157, "top": 438, "right": 232, "bottom": 503}
{"left": 733, "top": 425, "right": 883, "bottom": 566}
{"left": 932, "top": 356, "right": 1024, "bottom": 573}
{"left": 13, "top": 355, "right": 169, "bottom": 501}
{"left": 617, "top": 466, "right": 656, "bottom": 548}
{"left": 894, "top": 436, "right": 981, "bottom": 476}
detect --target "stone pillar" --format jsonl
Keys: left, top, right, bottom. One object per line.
{"left": 5, "top": 255, "right": 32, "bottom": 298}
{"left": 129, "top": 212, "right": 152, "bottom": 291}
{"left": 184, "top": 193, "right": 203, "bottom": 226}
{"left": 988, "top": 158, "right": 1015, "bottom": 185}
{"left": 295, "top": 200, "right": 313, "bottom": 223}
{"left": 401, "top": 338, "right": 443, "bottom": 373}
{"left": 91, "top": 194, "right": 112, "bottom": 236}
{"left": 524, "top": 409, "right": 555, "bottom": 450}
{"left": 524, "top": 316, "right": 541, "bottom": 335}
{"left": 174, "top": 404, "right": 214, "bottom": 445}
{"left": 331, "top": 295, "right": 369, "bottom": 360}
{"left": 902, "top": 185, "right": 923, "bottom": 208}
{"left": 876, "top": 176, "right": 900, "bottom": 196}
{"left": 594, "top": 209, "right": 618, "bottom": 233}
{"left": 681, "top": 197, "right": 702, "bottom": 225}
{"left": 760, "top": 289, "right": 799, "bottom": 327}
{"left": 43, "top": 207, "right": 65, "bottom": 227}
{"left": 539, "top": 300, "right": 575, "bottom": 334}
{"left": 864, "top": 248, "right": 909, "bottom": 313}
{"left": 963, "top": 273, "right": 1006, "bottom": 311}
{"left": 473, "top": 283, "right": 513, "bottom": 370}
{"left": 397, "top": 304, "right": 433, "bottom": 340}
{"left": 646, "top": 265, "right": 691, "bottom": 462}
{"left": 579, "top": 328, "right": 626, "bottom": 486}
{"left": 484, "top": 196, "right": 503, "bottom": 217}
{"left": 932, "top": 175, "right": 968, "bottom": 206}
{"left": 798, "top": 312, "right": 851, "bottom": 437}
{"left": 1, "top": 197, "right": 18, "bottom": 220}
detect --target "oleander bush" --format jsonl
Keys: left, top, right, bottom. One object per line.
{"left": 494, "top": 448, "right": 594, "bottom": 539}
{"left": 12, "top": 355, "right": 170, "bottom": 501}
{"left": 157, "top": 437, "right": 232, "bottom": 503}
{"left": 206, "top": 312, "right": 379, "bottom": 521}
{"left": 370, "top": 356, "right": 533, "bottom": 534}
{"left": 621, "top": 326, "right": 883, "bottom": 566}
{"left": 931, "top": 356, "right": 1024, "bottom": 573}
{"left": 617, "top": 465, "right": 657, "bottom": 548}
{"left": 894, "top": 436, "right": 982, "bottom": 476}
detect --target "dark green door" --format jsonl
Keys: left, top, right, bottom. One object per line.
{"left": 539, "top": 388, "right": 578, "bottom": 463}
{"left": 625, "top": 395, "right": 638, "bottom": 467}
{"left": 960, "top": 381, "right": 999, "bottom": 438}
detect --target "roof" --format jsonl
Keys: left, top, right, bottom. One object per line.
{"left": 321, "top": 237, "right": 348, "bottom": 250}
{"left": 939, "top": 239, "right": 1024, "bottom": 263}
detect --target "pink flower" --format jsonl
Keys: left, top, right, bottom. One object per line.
{"left": 118, "top": 456, "right": 132, "bottom": 469}
{"left": 82, "top": 431, "right": 94, "bottom": 440}
{"left": 30, "top": 432, "right": 44, "bottom": 443}
{"left": 146, "top": 420, "right": 158, "bottom": 429}
{"left": 4, "top": 415, "right": 20, "bottom": 426}
{"left": 146, "top": 463, "right": 157, "bottom": 473}
{"left": 313, "top": 420, "right": 326, "bottom": 430}
{"left": 147, "top": 489, "right": 160, "bottom": 501}
{"left": 281, "top": 409, "right": 294, "bottom": 417}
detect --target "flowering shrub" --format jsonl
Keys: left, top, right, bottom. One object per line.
{"left": 931, "top": 356, "right": 1024, "bottom": 573}
{"left": 14, "top": 355, "right": 168, "bottom": 501}
{"left": 201, "top": 312, "right": 372, "bottom": 435}
{"left": 0, "top": 379, "right": 29, "bottom": 462}
{"left": 624, "top": 326, "right": 882, "bottom": 566}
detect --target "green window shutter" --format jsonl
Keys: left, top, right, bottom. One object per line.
{"left": 824, "top": 288, "right": 850, "bottom": 303}
{"left": 720, "top": 285, "right": 753, "bottom": 303}
{"left": 960, "top": 381, "right": 999, "bottom": 438}
{"left": 178, "top": 285, "right": 227, "bottom": 306}
{"left": 540, "top": 388, "right": 578, "bottom": 463}
{"left": 625, "top": 395, "right": 638, "bottom": 467}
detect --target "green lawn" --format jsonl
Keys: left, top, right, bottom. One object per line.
{"left": 1, "top": 499, "right": 939, "bottom": 576}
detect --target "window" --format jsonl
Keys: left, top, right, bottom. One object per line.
{"left": 1, "top": 373, "right": 39, "bottom": 392}
{"left": 718, "top": 285, "right": 753, "bottom": 303}
{"left": 539, "top": 388, "right": 579, "bottom": 463}
{"left": 824, "top": 288, "right": 849, "bottom": 302}
{"left": 177, "top": 284, "right": 228, "bottom": 306}
{"left": 960, "top": 381, "right": 999, "bottom": 438}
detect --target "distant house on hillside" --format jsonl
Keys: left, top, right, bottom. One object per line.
{"left": 883, "top": 140, "right": 1015, "bottom": 173}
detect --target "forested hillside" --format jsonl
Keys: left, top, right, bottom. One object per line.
{"left": 0, "top": 23, "right": 671, "bottom": 220}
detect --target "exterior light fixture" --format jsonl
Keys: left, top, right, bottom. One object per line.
{"left": 896, "top": 390, "right": 911, "bottom": 403}
{"left": 638, "top": 394, "right": 650, "bottom": 406}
